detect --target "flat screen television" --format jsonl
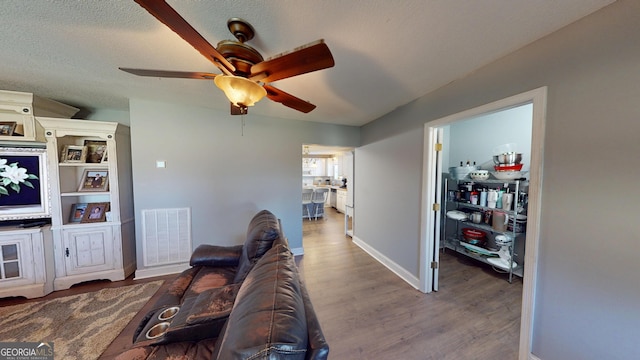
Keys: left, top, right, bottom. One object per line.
{"left": 0, "top": 146, "right": 50, "bottom": 222}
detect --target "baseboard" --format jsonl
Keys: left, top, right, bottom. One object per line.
{"left": 0, "top": 283, "right": 52, "bottom": 299}
{"left": 134, "top": 263, "right": 190, "bottom": 280}
{"left": 351, "top": 236, "right": 421, "bottom": 290}
{"left": 529, "top": 353, "right": 541, "bottom": 360}
{"left": 291, "top": 247, "right": 304, "bottom": 256}
{"left": 54, "top": 269, "right": 127, "bottom": 291}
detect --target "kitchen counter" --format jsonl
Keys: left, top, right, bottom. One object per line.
{"left": 303, "top": 185, "right": 346, "bottom": 191}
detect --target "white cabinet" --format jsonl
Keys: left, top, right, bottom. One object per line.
{"left": 61, "top": 226, "right": 115, "bottom": 276}
{"left": 0, "top": 90, "right": 78, "bottom": 142}
{"left": 37, "top": 118, "right": 135, "bottom": 290}
{"left": 0, "top": 227, "right": 54, "bottom": 299}
{"left": 336, "top": 190, "right": 347, "bottom": 213}
{"left": 302, "top": 158, "right": 327, "bottom": 176}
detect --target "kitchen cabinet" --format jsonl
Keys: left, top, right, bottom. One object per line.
{"left": 442, "top": 177, "right": 527, "bottom": 282}
{"left": 329, "top": 188, "right": 337, "bottom": 208}
{"left": 336, "top": 190, "right": 347, "bottom": 213}
{"left": 38, "top": 118, "right": 135, "bottom": 291}
{"left": 302, "top": 158, "right": 328, "bottom": 178}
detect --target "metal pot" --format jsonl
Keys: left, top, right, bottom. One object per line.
{"left": 493, "top": 152, "right": 522, "bottom": 165}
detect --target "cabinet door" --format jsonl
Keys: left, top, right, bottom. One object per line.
{"left": 337, "top": 192, "right": 346, "bottom": 213}
{"left": 63, "top": 226, "right": 114, "bottom": 275}
{"left": 0, "top": 233, "right": 36, "bottom": 288}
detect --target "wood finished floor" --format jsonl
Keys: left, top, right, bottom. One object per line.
{"left": 0, "top": 209, "right": 522, "bottom": 359}
{"left": 298, "top": 209, "right": 522, "bottom": 359}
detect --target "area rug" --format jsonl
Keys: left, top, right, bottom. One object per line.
{"left": 0, "top": 281, "right": 162, "bottom": 360}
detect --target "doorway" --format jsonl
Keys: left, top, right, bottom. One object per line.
{"left": 420, "top": 87, "right": 547, "bottom": 358}
{"left": 301, "top": 144, "right": 355, "bottom": 231}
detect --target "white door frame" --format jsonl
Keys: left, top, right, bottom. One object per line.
{"left": 419, "top": 86, "right": 547, "bottom": 359}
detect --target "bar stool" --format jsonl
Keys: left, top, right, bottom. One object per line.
{"left": 311, "top": 188, "right": 329, "bottom": 220}
{"left": 302, "top": 188, "right": 314, "bottom": 220}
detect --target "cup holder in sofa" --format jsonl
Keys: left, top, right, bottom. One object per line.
{"left": 146, "top": 322, "right": 171, "bottom": 340}
{"left": 158, "top": 306, "right": 180, "bottom": 321}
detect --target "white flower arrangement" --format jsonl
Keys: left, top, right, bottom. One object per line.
{"left": 0, "top": 158, "right": 38, "bottom": 196}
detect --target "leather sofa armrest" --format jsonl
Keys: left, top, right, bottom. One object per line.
{"left": 300, "top": 281, "right": 330, "bottom": 360}
{"left": 189, "top": 244, "right": 243, "bottom": 267}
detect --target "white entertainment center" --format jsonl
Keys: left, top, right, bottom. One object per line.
{"left": 0, "top": 90, "right": 135, "bottom": 299}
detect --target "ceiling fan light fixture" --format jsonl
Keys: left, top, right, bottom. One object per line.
{"left": 214, "top": 75, "right": 266, "bottom": 107}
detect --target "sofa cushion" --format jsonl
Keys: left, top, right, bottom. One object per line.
{"left": 183, "top": 266, "right": 237, "bottom": 299}
{"left": 214, "top": 244, "right": 309, "bottom": 359}
{"left": 186, "top": 284, "right": 240, "bottom": 325}
{"left": 233, "top": 210, "right": 282, "bottom": 283}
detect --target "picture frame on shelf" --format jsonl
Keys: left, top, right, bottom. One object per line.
{"left": 80, "top": 202, "right": 109, "bottom": 223}
{"left": 69, "top": 203, "right": 88, "bottom": 223}
{"left": 0, "top": 122, "right": 17, "bottom": 136}
{"left": 84, "top": 140, "right": 107, "bottom": 163}
{"left": 61, "top": 145, "right": 87, "bottom": 163}
{"left": 78, "top": 169, "right": 109, "bottom": 192}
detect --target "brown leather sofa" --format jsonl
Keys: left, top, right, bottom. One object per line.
{"left": 116, "top": 210, "right": 329, "bottom": 360}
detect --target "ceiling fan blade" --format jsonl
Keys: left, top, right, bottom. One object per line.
{"left": 250, "top": 40, "right": 335, "bottom": 83}
{"left": 263, "top": 85, "right": 316, "bottom": 113}
{"left": 134, "top": 0, "right": 235, "bottom": 73}
{"left": 119, "top": 68, "right": 218, "bottom": 79}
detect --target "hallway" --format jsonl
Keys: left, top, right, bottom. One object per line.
{"left": 298, "top": 209, "right": 522, "bottom": 359}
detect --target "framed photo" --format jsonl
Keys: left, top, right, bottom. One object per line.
{"left": 61, "top": 145, "right": 87, "bottom": 163}
{"left": 84, "top": 140, "right": 107, "bottom": 163}
{"left": 101, "top": 150, "right": 108, "bottom": 163}
{"left": 78, "top": 169, "right": 109, "bottom": 192}
{"left": 69, "top": 203, "right": 88, "bottom": 223}
{"left": 80, "top": 202, "right": 109, "bottom": 223}
{"left": 0, "top": 122, "right": 17, "bottom": 136}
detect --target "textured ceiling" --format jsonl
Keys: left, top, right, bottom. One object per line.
{"left": 0, "top": 0, "right": 614, "bottom": 126}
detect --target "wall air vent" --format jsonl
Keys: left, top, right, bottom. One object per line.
{"left": 141, "top": 208, "right": 191, "bottom": 267}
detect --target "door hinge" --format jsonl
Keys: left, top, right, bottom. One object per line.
{"left": 432, "top": 203, "right": 440, "bottom": 211}
{"left": 65, "top": 248, "right": 69, "bottom": 257}
{"left": 434, "top": 143, "right": 443, "bottom": 152}
{"left": 431, "top": 261, "right": 438, "bottom": 269}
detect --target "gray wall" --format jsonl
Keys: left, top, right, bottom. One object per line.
{"left": 356, "top": 1, "right": 639, "bottom": 359}
{"left": 129, "top": 99, "right": 359, "bottom": 270}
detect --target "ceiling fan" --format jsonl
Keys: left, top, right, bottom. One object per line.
{"left": 120, "top": 0, "right": 335, "bottom": 115}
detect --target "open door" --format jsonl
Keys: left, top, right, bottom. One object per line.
{"left": 421, "top": 127, "right": 444, "bottom": 293}
{"left": 432, "top": 128, "right": 444, "bottom": 291}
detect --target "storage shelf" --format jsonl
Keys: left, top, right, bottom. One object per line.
{"left": 60, "top": 192, "right": 110, "bottom": 197}
{"left": 443, "top": 177, "right": 526, "bottom": 283}
{"left": 38, "top": 117, "right": 134, "bottom": 291}
{"left": 444, "top": 238, "right": 523, "bottom": 278}
{"left": 453, "top": 201, "right": 518, "bottom": 216}
{"left": 457, "top": 178, "right": 528, "bottom": 185}
{"left": 58, "top": 162, "right": 108, "bottom": 168}
{"left": 448, "top": 218, "right": 525, "bottom": 236}
{"left": 58, "top": 221, "right": 119, "bottom": 229}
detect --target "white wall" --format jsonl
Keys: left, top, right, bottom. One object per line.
{"left": 355, "top": 1, "right": 640, "bottom": 359}
{"left": 129, "top": 99, "right": 359, "bottom": 271}
{"left": 448, "top": 103, "right": 533, "bottom": 171}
